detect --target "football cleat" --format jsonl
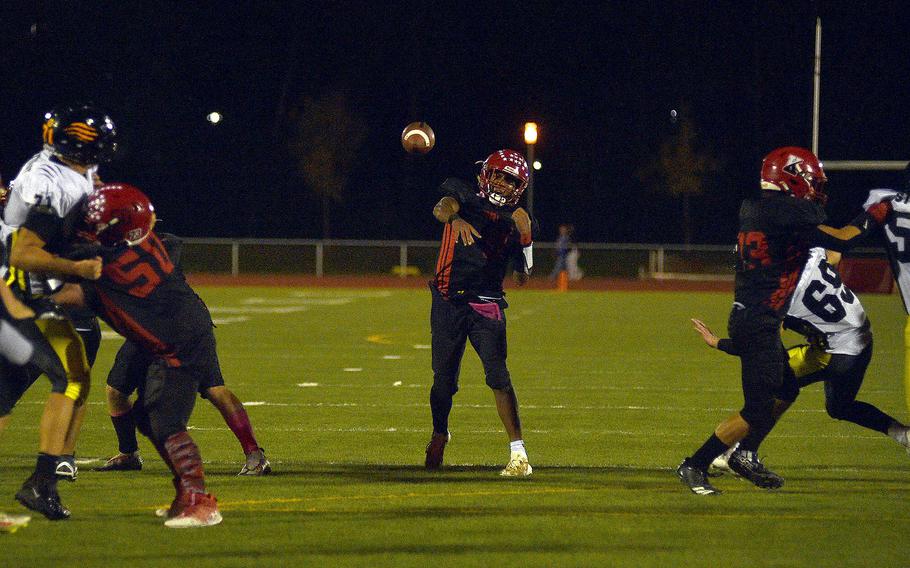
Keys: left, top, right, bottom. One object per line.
{"left": 727, "top": 450, "right": 784, "bottom": 490}
{"left": 15, "top": 477, "right": 71, "bottom": 520}
{"left": 424, "top": 432, "right": 450, "bottom": 470}
{"left": 500, "top": 452, "right": 533, "bottom": 477}
{"left": 0, "top": 512, "right": 31, "bottom": 534}
{"left": 156, "top": 478, "right": 185, "bottom": 519}
{"left": 238, "top": 448, "right": 272, "bottom": 476}
{"left": 55, "top": 456, "right": 77, "bottom": 482}
{"left": 709, "top": 444, "right": 738, "bottom": 477}
{"left": 164, "top": 493, "right": 222, "bottom": 528}
{"left": 676, "top": 459, "right": 721, "bottom": 495}
{"left": 889, "top": 426, "right": 910, "bottom": 454}
{"left": 95, "top": 452, "right": 143, "bottom": 472}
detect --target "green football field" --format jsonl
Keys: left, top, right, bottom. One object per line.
{"left": 1, "top": 285, "right": 908, "bottom": 566}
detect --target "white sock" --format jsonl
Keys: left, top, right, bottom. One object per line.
{"left": 887, "top": 424, "right": 910, "bottom": 446}
{"left": 510, "top": 440, "right": 526, "bottom": 456}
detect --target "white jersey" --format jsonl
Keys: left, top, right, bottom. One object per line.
{"left": 2, "top": 149, "right": 94, "bottom": 234}
{"left": 786, "top": 247, "right": 871, "bottom": 356}
{"left": 864, "top": 189, "right": 910, "bottom": 314}
{"left": 1, "top": 149, "right": 96, "bottom": 296}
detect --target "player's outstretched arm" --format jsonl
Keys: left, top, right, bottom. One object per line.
{"left": 691, "top": 318, "right": 721, "bottom": 348}
{"left": 691, "top": 318, "right": 740, "bottom": 356}
{"left": 9, "top": 228, "right": 102, "bottom": 280}
{"left": 434, "top": 196, "right": 480, "bottom": 245}
{"left": 814, "top": 199, "right": 893, "bottom": 251}
{"left": 511, "top": 207, "right": 532, "bottom": 244}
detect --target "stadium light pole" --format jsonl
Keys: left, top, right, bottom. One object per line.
{"left": 524, "top": 122, "right": 538, "bottom": 218}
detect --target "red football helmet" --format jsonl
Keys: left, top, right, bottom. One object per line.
{"left": 476, "top": 149, "right": 530, "bottom": 207}
{"left": 760, "top": 146, "right": 828, "bottom": 203}
{"left": 83, "top": 183, "right": 156, "bottom": 246}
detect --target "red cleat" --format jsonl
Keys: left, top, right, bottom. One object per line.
{"left": 164, "top": 493, "right": 222, "bottom": 528}
{"left": 424, "top": 432, "right": 450, "bottom": 470}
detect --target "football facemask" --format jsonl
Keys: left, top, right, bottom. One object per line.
{"left": 477, "top": 149, "right": 530, "bottom": 207}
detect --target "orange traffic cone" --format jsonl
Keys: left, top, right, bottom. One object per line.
{"left": 557, "top": 270, "right": 569, "bottom": 292}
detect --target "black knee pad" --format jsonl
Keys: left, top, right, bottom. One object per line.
{"left": 485, "top": 371, "right": 512, "bottom": 391}
{"left": 143, "top": 364, "right": 198, "bottom": 443}
{"left": 740, "top": 400, "right": 776, "bottom": 433}
{"left": 825, "top": 402, "right": 849, "bottom": 421}
{"left": 773, "top": 377, "right": 800, "bottom": 404}
{"left": 431, "top": 376, "right": 459, "bottom": 398}
{"left": 106, "top": 341, "right": 151, "bottom": 396}
{"left": 151, "top": 417, "right": 186, "bottom": 444}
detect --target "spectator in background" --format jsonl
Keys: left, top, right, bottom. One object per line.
{"left": 549, "top": 224, "right": 571, "bottom": 281}
{"left": 566, "top": 225, "right": 584, "bottom": 281}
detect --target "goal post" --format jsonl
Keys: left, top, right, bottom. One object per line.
{"left": 813, "top": 14, "right": 910, "bottom": 413}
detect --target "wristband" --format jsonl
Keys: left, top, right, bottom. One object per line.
{"left": 847, "top": 211, "right": 875, "bottom": 235}
{"left": 850, "top": 200, "right": 893, "bottom": 233}
{"left": 446, "top": 213, "right": 461, "bottom": 224}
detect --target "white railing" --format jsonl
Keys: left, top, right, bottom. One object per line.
{"left": 179, "top": 238, "right": 884, "bottom": 279}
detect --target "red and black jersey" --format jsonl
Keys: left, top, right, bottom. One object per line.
{"left": 432, "top": 178, "right": 529, "bottom": 301}
{"left": 81, "top": 231, "right": 214, "bottom": 368}
{"left": 734, "top": 193, "right": 826, "bottom": 315}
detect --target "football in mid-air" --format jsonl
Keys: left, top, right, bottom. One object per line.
{"left": 401, "top": 121, "right": 435, "bottom": 154}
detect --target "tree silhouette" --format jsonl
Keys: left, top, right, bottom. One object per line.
{"left": 639, "top": 109, "right": 717, "bottom": 245}
{"left": 288, "top": 91, "right": 366, "bottom": 238}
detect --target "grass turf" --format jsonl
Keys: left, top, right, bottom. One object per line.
{"left": 0, "top": 286, "right": 907, "bottom": 566}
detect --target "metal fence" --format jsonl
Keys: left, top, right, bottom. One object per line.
{"left": 179, "top": 238, "right": 888, "bottom": 280}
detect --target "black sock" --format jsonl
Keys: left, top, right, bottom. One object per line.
{"left": 429, "top": 387, "right": 453, "bottom": 434}
{"left": 34, "top": 453, "right": 59, "bottom": 491}
{"left": 111, "top": 412, "right": 139, "bottom": 454}
{"left": 738, "top": 431, "right": 764, "bottom": 452}
{"left": 689, "top": 434, "right": 729, "bottom": 470}
{"left": 36, "top": 452, "right": 58, "bottom": 476}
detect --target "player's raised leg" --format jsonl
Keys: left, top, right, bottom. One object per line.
{"left": 204, "top": 386, "right": 270, "bottom": 475}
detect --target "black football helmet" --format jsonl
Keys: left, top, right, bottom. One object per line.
{"left": 42, "top": 104, "right": 118, "bottom": 166}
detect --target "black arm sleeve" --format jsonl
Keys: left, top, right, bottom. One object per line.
{"left": 529, "top": 214, "right": 540, "bottom": 239}
{"left": 22, "top": 207, "right": 64, "bottom": 243}
{"left": 716, "top": 338, "right": 739, "bottom": 356}
{"left": 808, "top": 226, "right": 865, "bottom": 253}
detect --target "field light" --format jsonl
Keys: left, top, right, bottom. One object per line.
{"left": 523, "top": 122, "right": 539, "bottom": 217}
{"left": 524, "top": 122, "right": 538, "bottom": 145}
{"left": 533, "top": 161, "right": 542, "bottom": 170}
{"left": 207, "top": 112, "right": 223, "bottom": 125}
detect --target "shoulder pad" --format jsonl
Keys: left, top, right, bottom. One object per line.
{"left": 439, "top": 178, "right": 476, "bottom": 203}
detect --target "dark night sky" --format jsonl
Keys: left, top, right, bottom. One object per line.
{"left": 1, "top": 1, "right": 908, "bottom": 242}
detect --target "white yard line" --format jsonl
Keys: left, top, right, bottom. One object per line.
{"left": 208, "top": 306, "right": 309, "bottom": 314}
{"left": 241, "top": 297, "right": 352, "bottom": 305}
{"left": 291, "top": 290, "right": 393, "bottom": 298}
